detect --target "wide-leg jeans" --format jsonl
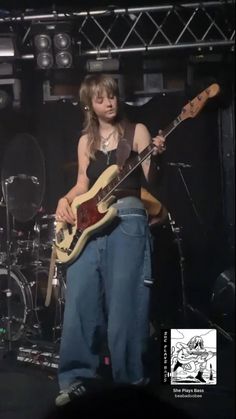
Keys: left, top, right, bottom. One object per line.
{"left": 58, "top": 207, "right": 152, "bottom": 389}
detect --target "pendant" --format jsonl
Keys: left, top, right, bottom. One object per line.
{"left": 106, "top": 151, "right": 111, "bottom": 165}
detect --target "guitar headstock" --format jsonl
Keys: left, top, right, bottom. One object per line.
{"left": 180, "top": 83, "right": 220, "bottom": 120}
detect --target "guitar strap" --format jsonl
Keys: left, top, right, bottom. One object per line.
{"left": 115, "top": 119, "right": 136, "bottom": 167}
{"left": 115, "top": 119, "right": 166, "bottom": 218}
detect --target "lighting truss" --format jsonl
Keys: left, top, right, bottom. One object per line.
{"left": 0, "top": 2, "right": 234, "bottom": 59}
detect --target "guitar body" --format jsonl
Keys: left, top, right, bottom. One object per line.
{"left": 55, "top": 165, "right": 119, "bottom": 264}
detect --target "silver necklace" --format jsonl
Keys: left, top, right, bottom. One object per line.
{"left": 100, "top": 129, "right": 116, "bottom": 154}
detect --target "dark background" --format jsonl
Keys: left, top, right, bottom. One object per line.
{"left": 0, "top": 4, "right": 234, "bottom": 419}
{"left": 0, "top": 0, "right": 234, "bottom": 331}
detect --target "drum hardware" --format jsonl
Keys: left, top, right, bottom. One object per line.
{"left": 1, "top": 177, "right": 15, "bottom": 349}
{"left": 4, "top": 174, "right": 39, "bottom": 185}
{"left": 52, "top": 276, "right": 59, "bottom": 286}
{"left": 1, "top": 135, "right": 47, "bottom": 350}
{"left": 1, "top": 217, "right": 66, "bottom": 346}
{"left": 0, "top": 178, "right": 62, "bottom": 346}
{"left": 13, "top": 239, "right": 36, "bottom": 267}
{"left": 33, "top": 214, "right": 57, "bottom": 264}
{"left": 0, "top": 226, "right": 7, "bottom": 264}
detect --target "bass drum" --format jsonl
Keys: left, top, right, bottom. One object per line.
{"left": 0, "top": 266, "right": 33, "bottom": 341}
{"left": 0, "top": 265, "right": 65, "bottom": 342}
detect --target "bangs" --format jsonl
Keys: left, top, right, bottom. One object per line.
{"left": 91, "top": 77, "right": 119, "bottom": 98}
{"left": 79, "top": 74, "right": 119, "bottom": 107}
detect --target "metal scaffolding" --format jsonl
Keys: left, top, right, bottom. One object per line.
{"left": 0, "top": 1, "right": 234, "bottom": 58}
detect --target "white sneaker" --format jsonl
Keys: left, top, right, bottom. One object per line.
{"left": 55, "top": 381, "right": 87, "bottom": 407}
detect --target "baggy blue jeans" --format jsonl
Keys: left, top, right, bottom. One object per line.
{"left": 58, "top": 206, "right": 152, "bottom": 389}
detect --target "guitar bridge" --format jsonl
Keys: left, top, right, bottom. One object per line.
{"left": 54, "top": 242, "right": 71, "bottom": 255}
{"left": 55, "top": 230, "right": 82, "bottom": 256}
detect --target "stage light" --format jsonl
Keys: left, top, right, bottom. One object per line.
{"left": 55, "top": 51, "right": 73, "bottom": 68}
{"left": 34, "top": 34, "right": 52, "bottom": 52}
{"left": 53, "top": 32, "right": 73, "bottom": 69}
{"left": 53, "top": 33, "right": 71, "bottom": 50}
{"left": 34, "top": 33, "right": 54, "bottom": 70}
{"left": 32, "top": 22, "right": 74, "bottom": 70}
{"left": 86, "top": 58, "right": 120, "bottom": 73}
{"left": 36, "top": 52, "right": 54, "bottom": 70}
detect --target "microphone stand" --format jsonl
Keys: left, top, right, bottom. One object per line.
{"left": 167, "top": 162, "right": 209, "bottom": 326}
{"left": 168, "top": 212, "right": 188, "bottom": 326}
{"left": 168, "top": 162, "right": 205, "bottom": 230}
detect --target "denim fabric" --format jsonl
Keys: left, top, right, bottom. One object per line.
{"left": 58, "top": 203, "right": 152, "bottom": 389}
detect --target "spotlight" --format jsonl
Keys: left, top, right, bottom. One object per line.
{"left": 34, "top": 34, "right": 52, "bottom": 52}
{"left": 36, "top": 52, "right": 54, "bottom": 70}
{"left": 53, "top": 32, "right": 73, "bottom": 69}
{"left": 53, "top": 33, "right": 71, "bottom": 50}
{"left": 34, "top": 33, "right": 53, "bottom": 70}
{"left": 55, "top": 51, "right": 73, "bottom": 68}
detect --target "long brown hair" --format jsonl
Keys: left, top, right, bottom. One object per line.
{"left": 79, "top": 74, "right": 124, "bottom": 158}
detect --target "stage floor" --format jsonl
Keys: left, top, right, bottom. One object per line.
{"left": 0, "top": 334, "right": 234, "bottom": 419}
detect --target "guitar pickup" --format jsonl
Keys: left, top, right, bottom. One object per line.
{"left": 67, "top": 231, "right": 82, "bottom": 253}
{"left": 56, "top": 229, "right": 64, "bottom": 244}
{"left": 67, "top": 223, "right": 73, "bottom": 235}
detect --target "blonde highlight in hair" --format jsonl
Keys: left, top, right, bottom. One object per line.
{"left": 79, "top": 74, "right": 123, "bottom": 159}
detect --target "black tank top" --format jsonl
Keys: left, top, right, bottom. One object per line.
{"left": 87, "top": 149, "right": 142, "bottom": 190}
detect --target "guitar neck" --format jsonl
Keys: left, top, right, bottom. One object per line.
{"left": 161, "top": 115, "right": 183, "bottom": 138}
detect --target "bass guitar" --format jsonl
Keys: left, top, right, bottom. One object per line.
{"left": 55, "top": 83, "right": 220, "bottom": 264}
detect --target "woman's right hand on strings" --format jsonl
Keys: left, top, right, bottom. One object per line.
{"left": 55, "top": 197, "right": 75, "bottom": 225}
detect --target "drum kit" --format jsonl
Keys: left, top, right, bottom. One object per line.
{"left": 0, "top": 134, "right": 66, "bottom": 350}
{"left": 0, "top": 212, "right": 66, "bottom": 345}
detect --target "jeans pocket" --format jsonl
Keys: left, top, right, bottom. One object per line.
{"left": 119, "top": 215, "right": 147, "bottom": 237}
